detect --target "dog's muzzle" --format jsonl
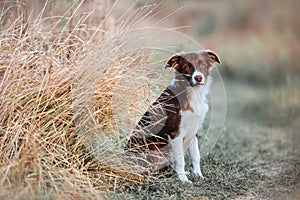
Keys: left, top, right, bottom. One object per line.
{"left": 192, "top": 74, "right": 205, "bottom": 86}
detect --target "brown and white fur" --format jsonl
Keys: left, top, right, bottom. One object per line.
{"left": 126, "top": 49, "right": 221, "bottom": 183}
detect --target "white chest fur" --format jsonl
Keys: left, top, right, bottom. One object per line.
{"left": 169, "top": 83, "right": 210, "bottom": 182}
{"left": 179, "top": 84, "right": 209, "bottom": 142}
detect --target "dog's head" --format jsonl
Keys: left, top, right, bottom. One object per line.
{"left": 165, "top": 50, "right": 221, "bottom": 87}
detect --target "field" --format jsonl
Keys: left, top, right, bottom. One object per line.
{"left": 0, "top": 0, "right": 299, "bottom": 199}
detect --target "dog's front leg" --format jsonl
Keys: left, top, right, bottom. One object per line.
{"left": 188, "top": 136, "right": 204, "bottom": 179}
{"left": 171, "top": 136, "right": 191, "bottom": 183}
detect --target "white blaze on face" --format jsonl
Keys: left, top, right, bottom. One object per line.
{"left": 192, "top": 70, "right": 206, "bottom": 86}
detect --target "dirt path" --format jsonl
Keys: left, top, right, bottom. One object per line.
{"left": 224, "top": 79, "right": 300, "bottom": 199}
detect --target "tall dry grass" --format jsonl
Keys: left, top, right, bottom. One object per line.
{"left": 0, "top": 1, "right": 168, "bottom": 199}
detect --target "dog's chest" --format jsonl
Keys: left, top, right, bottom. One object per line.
{"left": 179, "top": 86, "right": 209, "bottom": 138}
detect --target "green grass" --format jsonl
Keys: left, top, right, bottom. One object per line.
{"left": 101, "top": 78, "right": 300, "bottom": 199}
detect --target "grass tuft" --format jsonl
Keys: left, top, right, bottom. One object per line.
{"left": 0, "top": 1, "right": 162, "bottom": 198}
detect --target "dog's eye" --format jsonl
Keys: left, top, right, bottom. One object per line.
{"left": 200, "top": 63, "right": 208, "bottom": 69}
{"left": 185, "top": 65, "right": 191, "bottom": 70}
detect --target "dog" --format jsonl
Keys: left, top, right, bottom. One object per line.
{"left": 126, "top": 49, "right": 221, "bottom": 183}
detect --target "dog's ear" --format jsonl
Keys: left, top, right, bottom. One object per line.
{"left": 165, "top": 54, "right": 185, "bottom": 70}
{"left": 205, "top": 50, "right": 221, "bottom": 64}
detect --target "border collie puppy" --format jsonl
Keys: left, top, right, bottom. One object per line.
{"left": 126, "top": 50, "right": 221, "bottom": 183}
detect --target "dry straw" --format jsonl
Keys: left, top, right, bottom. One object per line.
{"left": 0, "top": 1, "right": 167, "bottom": 198}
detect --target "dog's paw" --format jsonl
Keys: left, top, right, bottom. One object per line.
{"left": 178, "top": 173, "right": 192, "bottom": 184}
{"left": 181, "top": 178, "right": 192, "bottom": 184}
{"left": 184, "top": 179, "right": 192, "bottom": 184}
{"left": 192, "top": 171, "right": 206, "bottom": 180}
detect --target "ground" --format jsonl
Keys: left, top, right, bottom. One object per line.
{"left": 104, "top": 77, "right": 300, "bottom": 199}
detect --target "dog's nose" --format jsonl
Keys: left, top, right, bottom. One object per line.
{"left": 194, "top": 75, "right": 203, "bottom": 83}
